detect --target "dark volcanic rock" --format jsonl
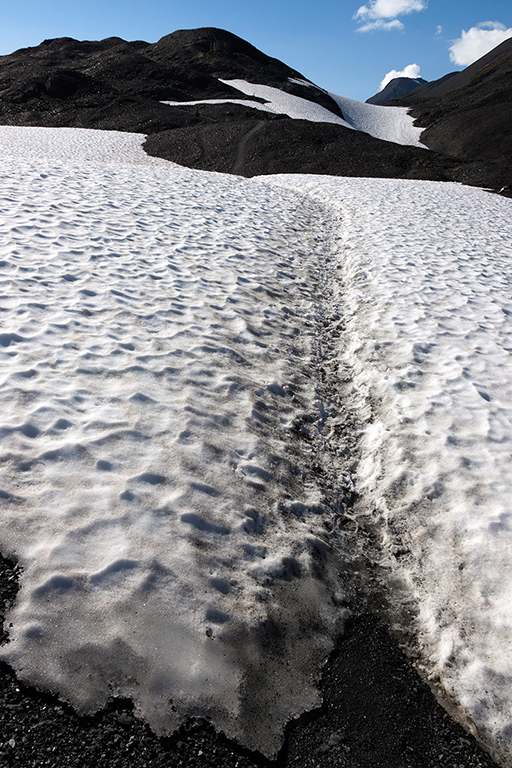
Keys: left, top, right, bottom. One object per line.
{"left": 144, "top": 110, "right": 488, "bottom": 187}
{"left": 148, "top": 28, "right": 345, "bottom": 117}
{"left": 0, "top": 27, "right": 343, "bottom": 126}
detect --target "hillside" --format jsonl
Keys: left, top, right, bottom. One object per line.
{"left": 389, "top": 37, "right": 512, "bottom": 190}
{"left": 366, "top": 76, "right": 428, "bottom": 105}
{"left": 0, "top": 27, "right": 509, "bottom": 191}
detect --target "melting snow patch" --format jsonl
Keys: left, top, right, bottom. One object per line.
{"left": 0, "top": 127, "right": 350, "bottom": 758}
{"left": 218, "top": 79, "right": 353, "bottom": 127}
{"left": 327, "top": 91, "right": 426, "bottom": 147}
{"left": 262, "top": 173, "right": 512, "bottom": 766}
{"left": 163, "top": 78, "right": 425, "bottom": 148}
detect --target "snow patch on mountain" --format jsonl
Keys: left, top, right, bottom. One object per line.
{"left": 287, "top": 76, "right": 425, "bottom": 147}
{"left": 163, "top": 78, "right": 426, "bottom": 149}
{"left": 328, "top": 91, "right": 426, "bottom": 147}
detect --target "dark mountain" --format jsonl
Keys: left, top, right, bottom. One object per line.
{"left": 0, "top": 29, "right": 343, "bottom": 130}
{"left": 389, "top": 37, "right": 512, "bottom": 190}
{"left": 366, "top": 76, "right": 428, "bottom": 105}
{"left": 0, "top": 27, "right": 509, "bottom": 192}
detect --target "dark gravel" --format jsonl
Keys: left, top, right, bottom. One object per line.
{"left": 143, "top": 110, "right": 481, "bottom": 184}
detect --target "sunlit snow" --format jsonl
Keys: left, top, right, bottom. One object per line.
{"left": 0, "top": 126, "right": 347, "bottom": 758}
{"left": 163, "top": 78, "right": 426, "bottom": 149}
{"left": 162, "top": 79, "right": 352, "bottom": 128}
{"left": 163, "top": 77, "right": 424, "bottom": 148}
{"left": 327, "top": 91, "right": 425, "bottom": 147}
{"left": 0, "top": 126, "right": 512, "bottom": 765}
{"left": 288, "top": 76, "right": 426, "bottom": 148}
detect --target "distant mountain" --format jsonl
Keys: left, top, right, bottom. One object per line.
{"left": 366, "top": 76, "right": 428, "bottom": 105}
{"left": 0, "top": 27, "right": 510, "bottom": 192}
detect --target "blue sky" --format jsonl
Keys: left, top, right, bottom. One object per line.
{"left": 1, "top": 0, "right": 511, "bottom": 101}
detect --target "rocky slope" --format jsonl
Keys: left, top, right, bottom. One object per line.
{"left": 0, "top": 27, "right": 509, "bottom": 191}
{"left": 389, "top": 37, "right": 512, "bottom": 192}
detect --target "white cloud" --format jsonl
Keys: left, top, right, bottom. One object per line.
{"left": 357, "top": 19, "right": 404, "bottom": 32}
{"left": 435, "top": 25, "right": 443, "bottom": 36}
{"left": 354, "top": 0, "right": 426, "bottom": 21}
{"left": 380, "top": 63, "right": 421, "bottom": 90}
{"left": 449, "top": 22, "right": 512, "bottom": 66}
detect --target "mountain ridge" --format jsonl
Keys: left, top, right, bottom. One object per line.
{"left": 0, "top": 27, "right": 510, "bottom": 192}
{"left": 388, "top": 36, "right": 512, "bottom": 184}
{"left": 366, "top": 76, "right": 428, "bottom": 105}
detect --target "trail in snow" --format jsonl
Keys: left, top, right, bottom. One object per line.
{"left": 263, "top": 173, "right": 512, "bottom": 766}
{"left": 1, "top": 125, "right": 512, "bottom": 766}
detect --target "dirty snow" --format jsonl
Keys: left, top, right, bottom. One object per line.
{"left": 264, "top": 173, "right": 512, "bottom": 766}
{"left": 1, "top": 126, "right": 512, "bottom": 766}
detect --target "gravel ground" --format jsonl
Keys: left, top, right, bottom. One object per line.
{"left": 0, "top": 554, "right": 500, "bottom": 768}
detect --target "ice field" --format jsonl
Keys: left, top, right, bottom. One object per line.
{"left": 0, "top": 126, "right": 512, "bottom": 764}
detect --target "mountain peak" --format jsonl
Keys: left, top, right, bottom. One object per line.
{"left": 366, "top": 76, "right": 428, "bottom": 105}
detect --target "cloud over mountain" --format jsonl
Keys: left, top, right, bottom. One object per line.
{"left": 449, "top": 22, "right": 512, "bottom": 66}
{"left": 380, "top": 62, "right": 421, "bottom": 90}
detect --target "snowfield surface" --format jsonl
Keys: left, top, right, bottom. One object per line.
{"left": 163, "top": 78, "right": 353, "bottom": 128}
{"left": 288, "top": 76, "right": 426, "bottom": 147}
{"left": 218, "top": 79, "right": 353, "bottom": 127}
{"left": 0, "top": 127, "right": 348, "bottom": 758}
{"left": 327, "top": 91, "right": 426, "bottom": 148}
{"left": 1, "top": 127, "right": 512, "bottom": 765}
{"left": 264, "top": 174, "right": 512, "bottom": 766}
{"left": 0, "top": 125, "right": 172, "bottom": 166}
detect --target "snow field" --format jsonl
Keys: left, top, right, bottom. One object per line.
{"left": 0, "top": 128, "right": 350, "bottom": 757}
{"left": 263, "top": 174, "right": 512, "bottom": 765}
{"left": 2, "top": 124, "right": 512, "bottom": 766}
{"left": 163, "top": 77, "right": 425, "bottom": 148}
{"left": 219, "top": 78, "right": 353, "bottom": 127}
